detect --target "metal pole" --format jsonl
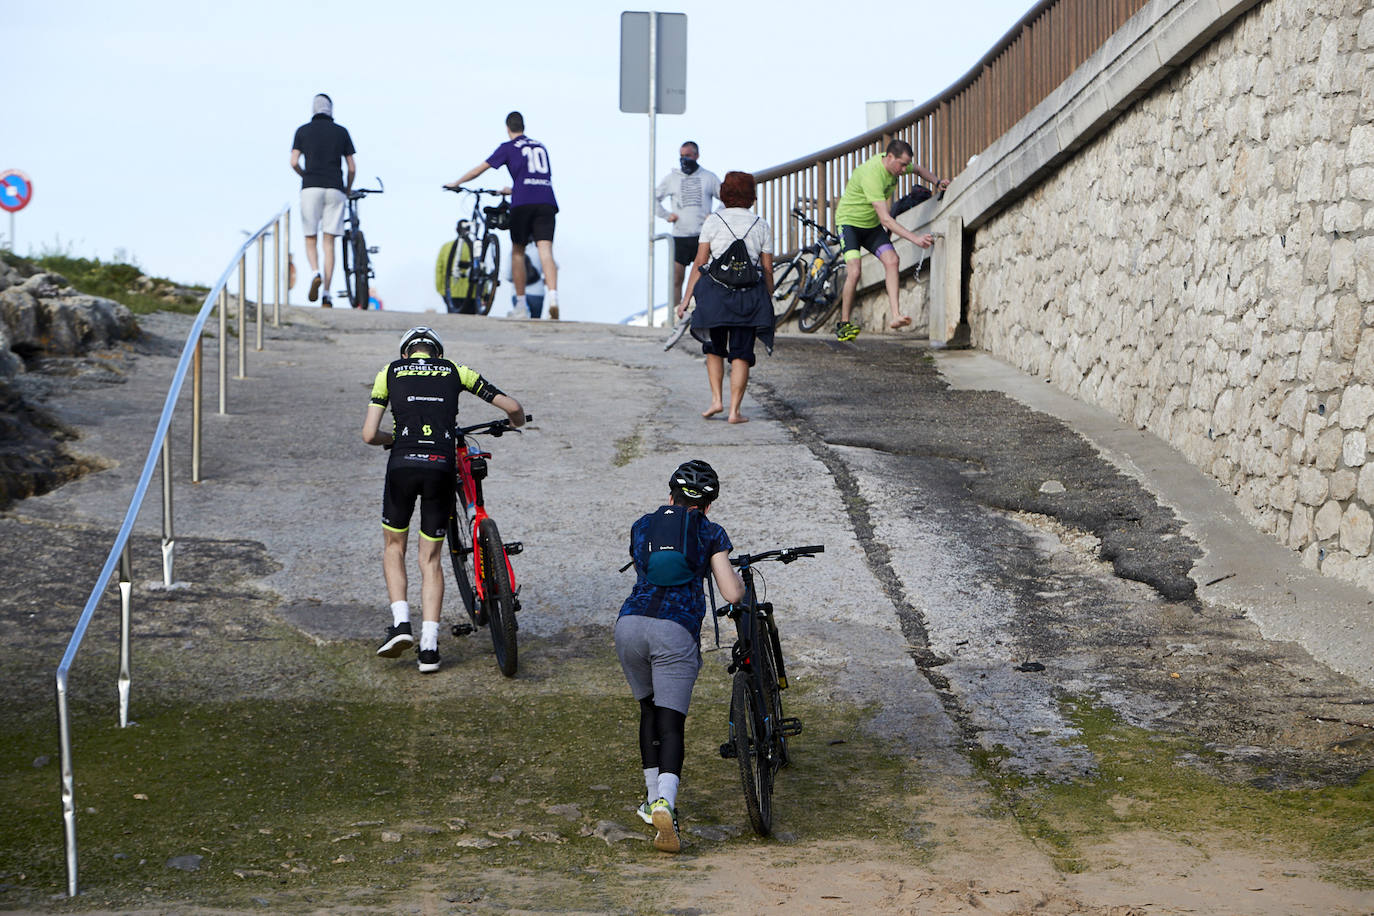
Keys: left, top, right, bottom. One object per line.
{"left": 283, "top": 208, "right": 291, "bottom": 313}
{"left": 646, "top": 11, "right": 658, "bottom": 328}
{"left": 272, "top": 217, "right": 281, "bottom": 328}
{"left": 193, "top": 336, "right": 203, "bottom": 481}
{"left": 57, "top": 671, "right": 77, "bottom": 897}
{"left": 161, "top": 437, "right": 174, "bottom": 587}
{"left": 237, "top": 258, "right": 247, "bottom": 378}
{"left": 218, "top": 287, "right": 227, "bottom": 415}
{"left": 117, "top": 543, "right": 132, "bottom": 729}
{"left": 255, "top": 234, "right": 265, "bottom": 351}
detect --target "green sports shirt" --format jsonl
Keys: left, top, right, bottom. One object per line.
{"left": 834, "top": 156, "right": 914, "bottom": 229}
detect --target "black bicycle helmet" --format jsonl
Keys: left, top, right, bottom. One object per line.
{"left": 669, "top": 459, "right": 719, "bottom": 504}
{"left": 399, "top": 326, "right": 444, "bottom": 358}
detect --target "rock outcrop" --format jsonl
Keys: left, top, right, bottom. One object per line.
{"left": 0, "top": 257, "right": 140, "bottom": 507}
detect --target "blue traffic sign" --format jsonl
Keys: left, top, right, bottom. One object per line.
{"left": 0, "top": 170, "right": 32, "bottom": 213}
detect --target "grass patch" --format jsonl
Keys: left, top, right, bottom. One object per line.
{"left": 0, "top": 636, "right": 924, "bottom": 912}
{"left": 1, "top": 250, "right": 208, "bottom": 316}
{"left": 970, "top": 694, "right": 1374, "bottom": 883}
{"left": 612, "top": 428, "right": 644, "bottom": 467}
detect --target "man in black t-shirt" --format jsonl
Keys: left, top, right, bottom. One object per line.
{"left": 290, "top": 93, "right": 356, "bottom": 308}
{"left": 361, "top": 326, "right": 526, "bottom": 673}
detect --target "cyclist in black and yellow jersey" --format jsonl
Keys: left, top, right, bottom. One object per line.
{"left": 362, "top": 326, "right": 525, "bottom": 673}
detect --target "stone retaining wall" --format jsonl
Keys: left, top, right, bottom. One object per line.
{"left": 967, "top": 0, "right": 1374, "bottom": 587}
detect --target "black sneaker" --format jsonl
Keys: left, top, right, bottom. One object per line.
{"left": 417, "top": 647, "right": 441, "bottom": 673}
{"left": 377, "top": 621, "right": 414, "bottom": 657}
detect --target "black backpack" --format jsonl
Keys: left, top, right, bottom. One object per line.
{"left": 706, "top": 215, "right": 761, "bottom": 289}
{"left": 644, "top": 506, "right": 705, "bottom": 587}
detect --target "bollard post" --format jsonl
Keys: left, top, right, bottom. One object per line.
{"left": 117, "top": 542, "right": 132, "bottom": 729}
{"left": 237, "top": 257, "right": 247, "bottom": 379}
{"left": 218, "top": 288, "right": 228, "bottom": 415}
{"left": 193, "top": 336, "right": 203, "bottom": 481}
{"left": 273, "top": 216, "right": 281, "bottom": 328}
{"left": 256, "top": 234, "right": 265, "bottom": 351}
{"left": 161, "top": 437, "right": 174, "bottom": 587}
{"left": 283, "top": 209, "right": 291, "bottom": 313}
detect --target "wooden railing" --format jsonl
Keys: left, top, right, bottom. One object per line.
{"left": 755, "top": 0, "right": 1147, "bottom": 256}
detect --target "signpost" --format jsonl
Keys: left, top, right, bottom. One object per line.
{"left": 0, "top": 170, "right": 33, "bottom": 252}
{"left": 620, "top": 11, "right": 686, "bottom": 326}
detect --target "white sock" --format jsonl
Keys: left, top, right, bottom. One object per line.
{"left": 515, "top": 294, "right": 527, "bottom": 309}
{"left": 546, "top": 289, "right": 558, "bottom": 306}
{"left": 420, "top": 620, "right": 439, "bottom": 652}
{"left": 643, "top": 767, "right": 659, "bottom": 803}
{"left": 390, "top": 601, "right": 409, "bottom": 627}
{"left": 657, "top": 772, "right": 680, "bottom": 810}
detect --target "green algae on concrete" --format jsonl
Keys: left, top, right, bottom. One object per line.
{"left": 970, "top": 693, "right": 1374, "bottom": 884}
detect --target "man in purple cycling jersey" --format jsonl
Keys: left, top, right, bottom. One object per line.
{"left": 446, "top": 111, "right": 561, "bottom": 319}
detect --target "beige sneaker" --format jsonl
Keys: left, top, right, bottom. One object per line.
{"left": 650, "top": 798, "right": 679, "bottom": 853}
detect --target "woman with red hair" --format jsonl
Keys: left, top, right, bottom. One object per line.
{"left": 677, "top": 170, "right": 774, "bottom": 424}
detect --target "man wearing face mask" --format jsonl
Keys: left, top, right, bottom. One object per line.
{"left": 656, "top": 141, "right": 721, "bottom": 310}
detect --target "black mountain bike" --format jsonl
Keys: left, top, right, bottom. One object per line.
{"left": 770, "top": 209, "right": 846, "bottom": 333}
{"left": 341, "top": 178, "right": 383, "bottom": 309}
{"left": 447, "top": 416, "right": 529, "bottom": 677}
{"left": 716, "top": 544, "right": 822, "bottom": 835}
{"left": 440, "top": 186, "right": 508, "bottom": 315}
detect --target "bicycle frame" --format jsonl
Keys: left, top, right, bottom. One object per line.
{"left": 455, "top": 437, "right": 517, "bottom": 602}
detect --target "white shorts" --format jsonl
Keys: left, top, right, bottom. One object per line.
{"left": 300, "top": 188, "right": 346, "bottom": 236}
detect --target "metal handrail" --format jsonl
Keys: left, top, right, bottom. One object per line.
{"left": 754, "top": 0, "right": 1148, "bottom": 257}
{"left": 54, "top": 202, "right": 292, "bottom": 897}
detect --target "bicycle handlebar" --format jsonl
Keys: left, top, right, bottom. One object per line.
{"left": 459, "top": 414, "right": 533, "bottom": 437}
{"left": 443, "top": 186, "right": 509, "bottom": 197}
{"left": 349, "top": 178, "right": 385, "bottom": 200}
{"left": 731, "top": 545, "right": 825, "bottom": 567}
{"left": 789, "top": 208, "right": 840, "bottom": 242}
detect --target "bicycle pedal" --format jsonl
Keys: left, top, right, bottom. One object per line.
{"left": 503, "top": 541, "right": 523, "bottom": 556}
{"left": 451, "top": 623, "right": 474, "bottom": 637}
{"left": 718, "top": 742, "right": 737, "bottom": 759}
{"left": 779, "top": 718, "right": 803, "bottom": 737}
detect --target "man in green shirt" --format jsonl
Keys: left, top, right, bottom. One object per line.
{"left": 833, "top": 139, "right": 947, "bottom": 341}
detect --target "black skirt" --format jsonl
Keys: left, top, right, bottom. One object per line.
{"left": 689, "top": 271, "right": 775, "bottom": 356}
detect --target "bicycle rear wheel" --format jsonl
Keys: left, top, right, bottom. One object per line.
{"left": 796, "top": 262, "right": 843, "bottom": 333}
{"left": 349, "top": 230, "right": 369, "bottom": 308}
{"left": 477, "top": 517, "right": 518, "bottom": 677}
{"left": 342, "top": 229, "right": 356, "bottom": 305}
{"left": 443, "top": 235, "right": 474, "bottom": 314}
{"left": 446, "top": 502, "right": 477, "bottom": 628}
{"left": 731, "top": 671, "right": 773, "bottom": 835}
{"left": 473, "top": 235, "right": 501, "bottom": 316}
{"left": 771, "top": 254, "right": 810, "bottom": 325}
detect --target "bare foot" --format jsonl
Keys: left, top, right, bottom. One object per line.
{"left": 702, "top": 404, "right": 724, "bottom": 419}
{"left": 890, "top": 315, "right": 912, "bottom": 330}
{"left": 727, "top": 414, "right": 749, "bottom": 424}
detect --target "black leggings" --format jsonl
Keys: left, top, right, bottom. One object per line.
{"left": 638, "top": 697, "right": 687, "bottom": 777}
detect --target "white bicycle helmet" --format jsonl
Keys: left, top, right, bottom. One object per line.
{"left": 399, "top": 326, "right": 444, "bottom": 358}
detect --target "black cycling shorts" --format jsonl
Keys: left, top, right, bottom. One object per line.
{"left": 840, "top": 224, "right": 894, "bottom": 261}
{"left": 509, "top": 203, "right": 557, "bottom": 245}
{"left": 702, "top": 326, "right": 758, "bottom": 367}
{"left": 382, "top": 465, "right": 455, "bottom": 541}
{"left": 673, "top": 235, "right": 701, "bottom": 266}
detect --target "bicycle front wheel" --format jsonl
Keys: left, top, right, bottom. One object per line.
{"left": 771, "top": 254, "right": 810, "bottom": 325}
{"left": 342, "top": 230, "right": 356, "bottom": 306}
{"left": 477, "top": 517, "right": 518, "bottom": 677}
{"left": 474, "top": 235, "right": 501, "bottom": 316}
{"left": 731, "top": 671, "right": 773, "bottom": 835}
{"left": 348, "top": 230, "right": 369, "bottom": 308}
{"left": 446, "top": 502, "right": 477, "bottom": 626}
{"left": 796, "top": 262, "right": 843, "bottom": 333}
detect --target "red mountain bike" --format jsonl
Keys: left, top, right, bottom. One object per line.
{"left": 447, "top": 415, "right": 529, "bottom": 677}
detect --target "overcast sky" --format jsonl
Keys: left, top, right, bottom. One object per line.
{"left": 9, "top": 0, "right": 1035, "bottom": 324}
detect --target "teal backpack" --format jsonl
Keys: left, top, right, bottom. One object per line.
{"left": 645, "top": 506, "right": 704, "bottom": 587}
